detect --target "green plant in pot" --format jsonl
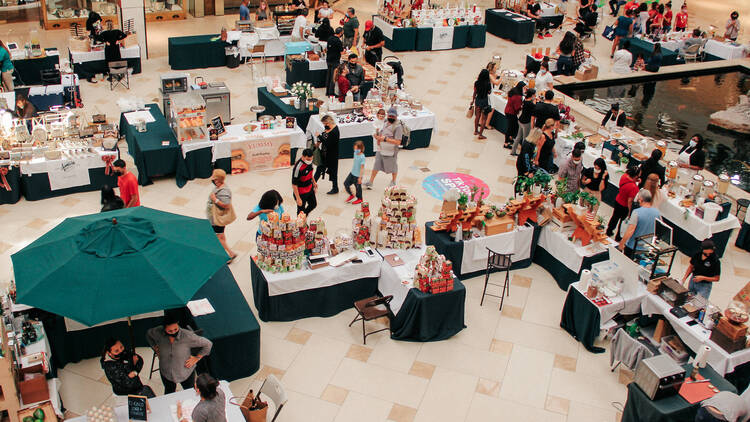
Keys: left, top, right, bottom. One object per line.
{"left": 620, "top": 156, "right": 630, "bottom": 168}
{"left": 586, "top": 194, "right": 600, "bottom": 212}
{"left": 485, "top": 211, "right": 495, "bottom": 220}
{"left": 596, "top": 215, "right": 605, "bottom": 230}
{"left": 560, "top": 189, "right": 580, "bottom": 205}
{"left": 533, "top": 169, "right": 552, "bottom": 194}
{"left": 457, "top": 193, "right": 469, "bottom": 210}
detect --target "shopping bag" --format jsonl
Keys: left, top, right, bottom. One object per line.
{"left": 230, "top": 392, "right": 268, "bottom": 422}
{"left": 602, "top": 25, "right": 615, "bottom": 41}
{"left": 466, "top": 104, "right": 475, "bottom": 118}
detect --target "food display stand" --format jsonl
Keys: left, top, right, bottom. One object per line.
{"left": 485, "top": 9, "right": 535, "bottom": 44}
{"left": 119, "top": 104, "right": 180, "bottom": 186}
{"left": 40, "top": 0, "right": 118, "bottom": 30}
{"left": 144, "top": 0, "right": 187, "bottom": 21}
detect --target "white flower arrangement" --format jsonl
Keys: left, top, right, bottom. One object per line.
{"left": 290, "top": 82, "right": 314, "bottom": 100}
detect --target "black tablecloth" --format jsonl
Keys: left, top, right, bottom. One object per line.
{"left": 622, "top": 364, "right": 737, "bottom": 422}
{"left": 257, "top": 87, "right": 318, "bottom": 132}
{"left": 42, "top": 266, "right": 260, "bottom": 382}
{"left": 250, "top": 258, "right": 379, "bottom": 322}
{"left": 533, "top": 243, "right": 610, "bottom": 291}
{"left": 623, "top": 37, "right": 680, "bottom": 67}
{"left": 12, "top": 51, "right": 60, "bottom": 86}
{"left": 391, "top": 279, "right": 466, "bottom": 342}
{"left": 560, "top": 286, "right": 605, "bottom": 353}
{"left": 175, "top": 146, "right": 214, "bottom": 188}
{"left": 424, "top": 222, "right": 539, "bottom": 280}
{"left": 285, "top": 59, "right": 327, "bottom": 89}
{"left": 0, "top": 166, "right": 22, "bottom": 205}
{"left": 736, "top": 222, "right": 750, "bottom": 252}
{"left": 120, "top": 104, "right": 180, "bottom": 186}
{"left": 21, "top": 166, "right": 119, "bottom": 201}
{"left": 168, "top": 35, "right": 227, "bottom": 70}
{"left": 72, "top": 57, "right": 142, "bottom": 80}
{"left": 383, "top": 26, "right": 417, "bottom": 52}
{"left": 468, "top": 24, "right": 487, "bottom": 48}
{"left": 660, "top": 216, "right": 734, "bottom": 258}
{"left": 485, "top": 9, "right": 535, "bottom": 44}
{"left": 415, "top": 27, "right": 434, "bottom": 52}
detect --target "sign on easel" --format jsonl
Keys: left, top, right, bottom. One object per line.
{"left": 128, "top": 395, "right": 149, "bottom": 421}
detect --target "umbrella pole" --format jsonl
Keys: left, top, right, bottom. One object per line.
{"left": 127, "top": 316, "right": 135, "bottom": 350}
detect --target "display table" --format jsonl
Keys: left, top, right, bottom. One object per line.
{"left": 560, "top": 281, "right": 646, "bottom": 353}
{"left": 250, "top": 254, "right": 382, "bottom": 322}
{"left": 168, "top": 34, "right": 227, "bottom": 70}
{"left": 414, "top": 24, "right": 487, "bottom": 51}
{"left": 534, "top": 225, "right": 611, "bottom": 290}
{"left": 642, "top": 293, "right": 750, "bottom": 376}
{"left": 735, "top": 209, "right": 750, "bottom": 252}
{"left": 67, "top": 381, "right": 244, "bottom": 422}
{"left": 485, "top": 9, "right": 535, "bottom": 44}
{"left": 120, "top": 104, "right": 180, "bottom": 186}
{"left": 703, "top": 39, "right": 748, "bottom": 60}
{"left": 69, "top": 45, "right": 142, "bottom": 80}
{"left": 377, "top": 247, "right": 466, "bottom": 341}
{"left": 373, "top": 15, "right": 418, "bottom": 52}
{"left": 488, "top": 91, "right": 509, "bottom": 134}
{"left": 525, "top": 54, "right": 559, "bottom": 75}
{"left": 305, "top": 109, "right": 436, "bottom": 159}
{"left": 285, "top": 58, "right": 328, "bottom": 88}
{"left": 623, "top": 37, "right": 679, "bottom": 67}
{"left": 12, "top": 49, "right": 60, "bottom": 86}
{"left": 424, "top": 222, "right": 539, "bottom": 280}
{"left": 0, "top": 165, "right": 22, "bottom": 205}
{"left": 621, "top": 364, "right": 736, "bottom": 422}
{"left": 176, "top": 122, "right": 306, "bottom": 187}
{"left": 42, "top": 265, "right": 260, "bottom": 382}
{"left": 18, "top": 149, "right": 119, "bottom": 201}
{"left": 257, "top": 86, "right": 319, "bottom": 132}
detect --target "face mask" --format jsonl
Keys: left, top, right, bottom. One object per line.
{"left": 349, "top": 62, "right": 357, "bottom": 68}
{"left": 387, "top": 117, "right": 396, "bottom": 123}
{"left": 539, "top": 70, "right": 546, "bottom": 75}
{"left": 593, "top": 168, "right": 601, "bottom": 174}
{"left": 572, "top": 159, "right": 581, "bottom": 165}
{"left": 303, "top": 159, "right": 313, "bottom": 165}
{"left": 689, "top": 140, "right": 696, "bottom": 147}
{"left": 167, "top": 331, "right": 179, "bottom": 338}
{"left": 354, "top": 149, "right": 362, "bottom": 155}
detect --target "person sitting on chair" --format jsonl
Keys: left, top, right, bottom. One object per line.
{"left": 100, "top": 338, "right": 155, "bottom": 398}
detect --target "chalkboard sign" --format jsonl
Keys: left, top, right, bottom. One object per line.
{"left": 128, "top": 395, "right": 149, "bottom": 421}
{"left": 210, "top": 115, "right": 226, "bottom": 137}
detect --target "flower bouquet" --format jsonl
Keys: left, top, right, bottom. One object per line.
{"left": 290, "top": 82, "right": 314, "bottom": 109}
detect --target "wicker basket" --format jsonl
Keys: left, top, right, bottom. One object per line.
{"left": 69, "top": 36, "right": 90, "bottom": 52}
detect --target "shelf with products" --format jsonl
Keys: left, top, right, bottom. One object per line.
{"left": 633, "top": 234, "right": 678, "bottom": 280}
{"left": 169, "top": 92, "right": 207, "bottom": 143}
{"left": 40, "top": 0, "right": 119, "bottom": 30}
{"left": 144, "top": 0, "right": 186, "bottom": 22}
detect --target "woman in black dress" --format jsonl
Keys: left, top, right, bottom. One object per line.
{"left": 535, "top": 118, "right": 558, "bottom": 173}
{"left": 314, "top": 114, "right": 340, "bottom": 194}
{"left": 637, "top": 148, "right": 665, "bottom": 188}
{"left": 581, "top": 157, "right": 609, "bottom": 209}
{"left": 472, "top": 69, "right": 492, "bottom": 140}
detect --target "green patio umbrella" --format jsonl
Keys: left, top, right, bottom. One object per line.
{"left": 11, "top": 206, "right": 229, "bottom": 328}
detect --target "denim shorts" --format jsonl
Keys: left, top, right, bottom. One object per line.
{"left": 689, "top": 277, "right": 713, "bottom": 300}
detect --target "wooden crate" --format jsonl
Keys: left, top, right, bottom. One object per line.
{"left": 485, "top": 215, "right": 514, "bottom": 236}
{"left": 17, "top": 402, "right": 58, "bottom": 422}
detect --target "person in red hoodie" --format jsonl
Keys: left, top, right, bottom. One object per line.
{"left": 606, "top": 166, "right": 640, "bottom": 240}
{"left": 674, "top": 4, "right": 688, "bottom": 31}
{"left": 503, "top": 81, "right": 525, "bottom": 149}
{"left": 623, "top": 0, "right": 639, "bottom": 15}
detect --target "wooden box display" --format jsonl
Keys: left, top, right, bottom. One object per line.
{"left": 485, "top": 215, "right": 514, "bottom": 235}
{"left": 18, "top": 373, "right": 49, "bottom": 404}
{"left": 552, "top": 206, "right": 572, "bottom": 223}
{"left": 717, "top": 317, "right": 748, "bottom": 341}
{"left": 17, "top": 402, "right": 58, "bottom": 422}
{"left": 710, "top": 329, "right": 747, "bottom": 354}
{"left": 657, "top": 277, "right": 688, "bottom": 307}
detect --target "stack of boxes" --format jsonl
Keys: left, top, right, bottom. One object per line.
{"left": 352, "top": 202, "right": 372, "bottom": 248}
{"left": 375, "top": 185, "right": 421, "bottom": 249}
{"left": 256, "top": 212, "right": 308, "bottom": 273}
{"left": 306, "top": 217, "right": 330, "bottom": 256}
{"left": 414, "top": 246, "right": 455, "bottom": 293}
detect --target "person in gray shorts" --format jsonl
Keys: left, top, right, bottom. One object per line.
{"left": 364, "top": 107, "right": 403, "bottom": 189}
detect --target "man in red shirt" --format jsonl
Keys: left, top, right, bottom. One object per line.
{"left": 113, "top": 159, "right": 140, "bottom": 208}
{"left": 292, "top": 148, "right": 317, "bottom": 215}
{"left": 623, "top": 0, "right": 639, "bottom": 15}
{"left": 606, "top": 166, "right": 639, "bottom": 240}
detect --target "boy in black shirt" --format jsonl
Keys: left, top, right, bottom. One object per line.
{"left": 292, "top": 148, "right": 318, "bottom": 215}
{"left": 682, "top": 240, "right": 721, "bottom": 300}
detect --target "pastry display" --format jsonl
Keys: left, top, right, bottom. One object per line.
{"left": 170, "top": 92, "right": 207, "bottom": 143}
{"left": 414, "top": 245, "right": 455, "bottom": 294}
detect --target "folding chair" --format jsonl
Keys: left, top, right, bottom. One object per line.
{"left": 108, "top": 60, "right": 129, "bottom": 90}
{"left": 247, "top": 44, "right": 267, "bottom": 81}
{"left": 258, "top": 374, "right": 288, "bottom": 422}
{"left": 481, "top": 248, "right": 513, "bottom": 310}
{"left": 40, "top": 68, "right": 61, "bottom": 85}
{"left": 349, "top": 295, "right": 393, "bottom": 344}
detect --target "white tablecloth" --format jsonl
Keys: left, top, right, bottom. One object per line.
{"left": 66, "top": 381, "right": 243, "bottom": 422}
{"left": 68, "top": 45, "right": 141, "bottom": 64}
{"left": 262, "top": 251, "right": 382, "bottom": 296}
{"left": 569, "top": 280, "right": 646, "bottom": 326}
{"left": 539, "top": 2, "right": 559, "bottom": 16}
{"left": 489, "top": 91, "right": 507, "bottom": 114}
{"left": 19, "top": 149, "right": 117, "bottom": 191}
{"left": 554, "top": 134, "right": 580, "bottom": 168}
{"left": 308, "top": 58, "right": 327, "bottom": 71}
{"left": 374, "top": 15, "right": 395, "bottom": 40}
{"left": 704, "top": 40, "right": 748, "bottom": 60}
{"left": 641, "top": 294, "right": 750, "bottom": 375}
{"left": 538, "top": 225, "right": 610, "bottom": 272}
{"left": 306, "top": 109, "right": 438, "bottom": 140}
{"left": 377, "top": 246, "right": 426, "bottom": 314}
{"left": 430, "top": 26, "right": 454, "bottom": 50}
{"left": 460, "top": 224, "right": 535, "bottom": 274}
{"left": 181, "top": 123, "right": 307, "bottom": 158}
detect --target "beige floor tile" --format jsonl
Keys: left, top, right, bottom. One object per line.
{"left": 417, "top": 339, "right": 508, "bottom": 381}
{"left": 455, "top": 167, "right": 472, "bottom": 174}
{"left": 501, "top": 304, "right": 524, "bottom": 319}
{"left": 412, "top": 160, "right": 429, "bottom": 167}
{"left": 566, "top": 401, "right": 619, "bottom": 422}
{"left": 408, "top": 361, "right": 435, "bottom": 380}
{"left": 490, "top": 339, "right": 514, "bottom": 356}
{"left": 331, "top": 359, "right": 428, "bottom": 408}
{"left": 465, "top": 151, "right": 480, "bottom": 158}
{"left": 346, "top": 344, "right": 373, "bottom": 363}
{"left": 512, "top": 275, "right": 533, "bottom": 288}
{"left": 282, "top": 334, "right": 349, "bottom": 397}
{"left": 499, "top": 345, "right": 555, "bottom": 408}
{"left": 285, "top": 327, "right": 312, "bottom": 345}
{"left": 548, "top": 368, "right": 625, "bottom": 412}
{"left": 275, "top": 390, "right": 340, "bottom": 422}
{"left": 476, "top": 378, "right": 501, "bottom": 397}
{"left": 400, "top": 176, "right": 417, "bottom": 186}
{"left": 320, "top": 384, "right": 349, "bottom": 405}
{"left": 169, "top": 196, "right": 190, "bottom": 206}
{"left": 554, "top": 355, "right": 577, "bottom": 372}
{"left": 388, "top": 404, "right": 417, "bottom": 422}
{"left": 0, "top": 241, "right": 11, "bottom": 254}
{"left": 25, "top": 218, "right": 48, "bottom": 229}
{"left": 368, "top": 339, "right": 422, "bottom": 374}
{"left": 546, "top": 395, "right": 570, "bottom": 415}
{"left": 734, "top": 266, "right": 750, "bottom": 278}
{"left": 322, "top": 206, "right": 343, "bottom": 216}
{"left": 414, "top": 368, "right": 477, "bottom": 422}
{"left": 58, "top": 370, "right": 113, "bottom": 415}
{"left": 259, "top": 336, "right": 302, "bottom": 370}
{"left": 466, "top": 394, "right": 566, "bottom": 422}
{"left": 61, "top": 197, "right": 81, "bottom": 207}
{"left": 334, "top": 391, "right": 393, "bottom": 422}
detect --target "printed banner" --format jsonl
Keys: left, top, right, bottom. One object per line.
{"left": 422, "top": 172, "right": 490, "bottom": 200}
{"left": 230, "top": 135, "right": 292, "bottom": 174}
{"left": 47, "top": 159, "right": 91, "bottom": 191}
{"left": 431, "top": 26, "right": 454, "bottom": 50}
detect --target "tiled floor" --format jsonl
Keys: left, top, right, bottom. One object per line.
{"left": 2, "top": 0, "right": 750, "bottom": 421}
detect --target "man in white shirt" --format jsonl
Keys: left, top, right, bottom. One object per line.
{"left": 292, "top": 9, "right": 308, "bottom": 41}
{"left": 613, "top": 40, "right": 633, "bottom": 74}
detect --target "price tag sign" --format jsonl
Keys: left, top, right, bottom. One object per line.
{"left": 128, "top": 395, "right": 149, "bottom": 421}
{"left": 210, "top": 115, "right": 226, "bottom": 137}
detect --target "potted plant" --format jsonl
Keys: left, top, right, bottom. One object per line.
{"left": 596, "top": 215, "right": 605, "bottom": 230}
{"left": 619, "top": 155, "right": 630, "bottom": 169}
{"left": 290, "top": 81, "right": 314, "bottom": 110}
{"left": 533, "top": 169, "right": 552, "bottom": 195}
{"left": 457, "top": 193, "right": 469, "bottom": 211}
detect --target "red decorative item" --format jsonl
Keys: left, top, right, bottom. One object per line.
{"left": 0, "top": 167, "right": 11, "bottom": 191}
{"left": 102, "top": 155, "right": 116, "bottom": 175}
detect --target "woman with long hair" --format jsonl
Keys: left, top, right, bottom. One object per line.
{"left": 247, "top": 189, "right": 284, "bottom": 238}
{"left": 257, "top": 0, "right": 272, "bottom": 20}
{"left": 677, "top": 134, "right": 707, "bottom": 173}
{"left": 314, "top": 114, "right": 340, "bottom": 194}
{"left": 100, "top": 338, "right": 155, "bottom": 398}
{"left": 0, "top": 40, "right": 14, "bottom": 92}
{"left": 503, "top": 81, "right": 525, "bottom": 149}
{"left": 472, "top": 69, "right": 492, "bottom": 140}
{"left": 516, "top": 127, "right": 542, "bottom": 176}
{"left": 645, "top": 42, "right": 663, "bottom": 72}
{"left": 315, "top": 17, "right": 334, "bottom": 41}
{"left": 611, "top": 9, "right": 634, "bottom": 58}
{"left": 535, "top": 118, "right": 558, "bottom": 173}
{"left": 334, "top": 63, "right": 350, "bottom": 102}
{"left": 581, "top": 157, "right": 609, "bottom": 211}
{"left": 638, "top": 148, "right": 665, "bottom": 188}
{"left": 643, "top": 173, "right": 663, "bottom": 207}
{"left": 512, "top": 88, "right": 536, "bottom": 156}
{"left": 483, "top": 62, "right": 501, "bottom": 131}
{"left": 557, "top": 31, "right": 577, "bottom": 75}
{"left": 178, "top": 374, "right": 227, "bottom": 422}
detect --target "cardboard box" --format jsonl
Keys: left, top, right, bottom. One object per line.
{"left": 653, "top": 319, "right": 672, "bottom": 343}
{"left": 485, "top": 215, "right": 515, "bottom": 235}
{"left": 575, "top": 64, "right": 599, "bottom": 81}
{"left": 710, "top": 329, "right": 747, "bottom": 354}
{"left": 18, "top": 373, "right": 49, "bottom": 404}
{"left": 717, "top": 317, "right": 748, "bottom": 341}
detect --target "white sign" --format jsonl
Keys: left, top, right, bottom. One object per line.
{"left": 431, "top": 26, "right": 454, "bottom": 50}
{"left": 47, "top": 159, "right": 91, "bottom": 191}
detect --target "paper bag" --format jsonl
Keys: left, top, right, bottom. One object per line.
{"left": 733, "top": 282, "right": 750, "bottom": 308}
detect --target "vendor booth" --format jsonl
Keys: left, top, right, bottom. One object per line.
{"left": 69, "top": 45, "right": 142, "bottom": 80}
{"left": 485, "top": 9, "right": 535, "bottom": 44}
{"left": 120, "top": 104, "right": 181, "bottom": 185}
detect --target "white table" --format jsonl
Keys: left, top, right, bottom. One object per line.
{"left": 305, "top": 108, "right": 438, "bottom": 142}
{"left": 19, "top": 149, "right": 117, "bottom": 191}
{"left": 67, "top": 381, "right": 243, "bottom": 422}
{"left": 373, "top": 15, "right": 396, "bottom": 40}
{"left": 377, "top": 246, "right": 426, "bottom": 314}
{"left": 538, "top": 225, "right": 612, "bottom": 273}
{"left": 554, "top": 134, "right": 582, "bottom": 168}
{"left": 641, "top": 294, "right": 750, "bottom": 376}
{"left": 459, "top": 224, "right": 536, "bottom": 274}
{"left": 489, "top": 91, "right": 508, "bottom": 115}
{"left": 704, "top": 40, "right": 748, "bottom": 60}
{"left": 181, "top": 123, "right": 307, "bottom": 162}
{"left": 68, "top": 45, "right": 141, "bottom": 64}
{"left": 569, "top": 280, "right": 646, "bottom": 328}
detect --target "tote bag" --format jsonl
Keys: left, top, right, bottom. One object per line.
{"left": 211, "top": 188, "right": 237, "bottom": 226}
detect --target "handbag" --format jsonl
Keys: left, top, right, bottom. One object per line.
{"left": 230, "top": 391, "right": 268, "bottom": 422}
{"left": 602, "top": 25, "right": 615, "bottom": 41}
{"left": 312, "top": 146, "right": 323, "bottom": 166}
{"left": 211, "top": 188, "right": 237, "bottom": 226}
{"left": 466, "top": 103, "right": 475, "bottom": 118}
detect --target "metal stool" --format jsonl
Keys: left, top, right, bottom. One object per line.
{"left": 737, "top": 198, "right": 750, "bottom": 218}
{"left": 481, "top": 248, "right": 513, "bottom": 310}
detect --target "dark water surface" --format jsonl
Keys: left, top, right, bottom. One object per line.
{"left": 560, "top": 71, "right": 750, "bottom": 192}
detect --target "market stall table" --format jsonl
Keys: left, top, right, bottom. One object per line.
{"left": 120, "top": 104, "right": 180, "bottom": 185}
{"left": 373, "top": 15, "right": 418, "bottom": 51}
{"left": 250, "top": 253, "right": 382, "bottom": 322}
{"left": 735, "top": 209, "right": 750, "bottom": 252}
{"left": 11, "top": 49, "right": 60, "bottom": 86}
{"left": 621, "top": 364, "right": 736, "bottom": 422}
{"left": 414, "top": 24, "right": 487, "bottom": 51}
{"left": 485, "top": 9, "right": 536, "bottom": 44}
{"left": 534, "top": 225, "right": 611, "bottom": 290}
{"left": 703, "top": 39, "right": 748, "bottom": 61}
{"left": 623, "top": 37, "right": 679, "bottom": 67}
{"left": 67, "top": 381, "right": 244, "bottom": 422}
{"left": 488, "top": 91, "right": 509, "bottom": 133}
{"left": 257, "top": 86, "right": 319, "bottom": 132}
{"left": 377, "top": 246, "right": 466, "bottom": 341}
{"left": 0, "top": 165, "right": 22, "bottom": 204}
{"left": 424, "top": 222, "right": 539, "bottom": 280}
{"left": 560, "top": 280, "right": 646, "bottom": 352}
{"left": 285, "top": 57, "right": 328, "bottom": 88}
{"left": 69, "top": 45, "right": 142, "bottom": 80}
{"left": 305, "top": 108, "right": 437, "bottom": 159}
{"left": 168, "top": 34, "right": 228, "bottom": 70}
{"left": 176, "top": 121, "right": 307, "bottom": 187}
{"left": 41, "top": 265, "right": 260, "bottom": 382}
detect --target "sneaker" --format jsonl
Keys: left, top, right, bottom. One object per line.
{"left": 345, "top": 194, "right": 355, "bottom": 203}
{"left": 538, "top": 34, "right": 545, "bottom": 40}
{"left": 327, "top": 189, "right": 339, "bottom": 195}
{"left": 544, "top": 32, "right": 552, "bottom": 38}
{"left": 352, "top": 199, "right": 363, "bottom": 205}
{"left": 364, "top": 182, "right": 373, "bottom": 190}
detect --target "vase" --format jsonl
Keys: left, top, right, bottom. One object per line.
{"left": 296, "top": 97, "right": 305, "bottom": 110}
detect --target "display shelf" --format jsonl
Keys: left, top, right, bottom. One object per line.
{"left": 144, "top": 0, "right": 186, "bottom": 21}
{"left": 634, "top": 234, "right": 678, "bottom": 280}
{"left": 39, "top": 0, "right": 119, "bottom": 30}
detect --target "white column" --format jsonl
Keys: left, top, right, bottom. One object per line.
{"left": 121, "top": 0, "right": 149, "bottom": 58}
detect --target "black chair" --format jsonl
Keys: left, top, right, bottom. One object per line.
{"left": 108, "top": 60, "right": 129, "bottom": 90}
{"left": 736, "top": 198, "right": 749, "bottom": 218}
{"left": 481, "top": 248, "right": 513, "bottom": 310}
{"left": 40, "top": 69, "right": 61, "bottom": 85}
{"left": 348, "top": 295, "right": 393, "bottom": 345}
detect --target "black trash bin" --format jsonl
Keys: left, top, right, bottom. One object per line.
{"left": 225, "top": 47, "right": 241, "bottom": 69}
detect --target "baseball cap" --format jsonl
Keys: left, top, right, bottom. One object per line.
{"left": 387, "top": 107, "right": 398, "bottom": 117}
{"left": 365, "top": 20, "right": 373, "bottom": 30}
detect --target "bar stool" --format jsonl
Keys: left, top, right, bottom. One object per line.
{"left": 737, "top": 198, "right": 749, "bottom": 219}
{"left": 481, "top": 248, "right": 513, "bottom": 310}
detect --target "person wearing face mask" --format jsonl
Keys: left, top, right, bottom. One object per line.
{"left": 558, "top": 148, "right": 584, "bottom": 193}
{"left": 677, "top": 134, "right": 707, "bottom": 174}
{"left": 177, "top": 374, "right": 226, "bottom": 422}
{"left": 247, "top": 189, "right": 284, "bottom": 239}
{"left": 682, "top": 240, "right": 721, "bottom": 300}
{"left": 601, "top": 103, "right": 627, "bottom": 129}
{"left": 534, "top": 62, "right": 554, "bottom": 93}
{"left": 292, "top": 148, "right": 318, "bottom": 215}
{"left": 112, "top": 159, "right": 140, "bottom": 208}
{"left": 344, "top": 140, "right": 365, "bottom": 205}
{"left": 314, "top": 114, "right": 340, "bottom": 194}
{"left": 725, "top": 11, "right": 740, "bottom": 42}
{"left": 581, "top": 158, "right": 609, "bottom": 210}
{"left": 101, "top": 337, "right": 155, "bottom": 397}
{"left": 618, "top": 189, "right": 660, "bottom": 258}
{"left": 206, "top": 169, "right": 237, "bottom": 262}
{"left": 147, "top": 312, "right": 212, "bottom": 395}
{"left": 365, "top": 107, "right": 402, "bottom": 189}
{"left": 345, "top": 54, "right": 364, "bottom": 101}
